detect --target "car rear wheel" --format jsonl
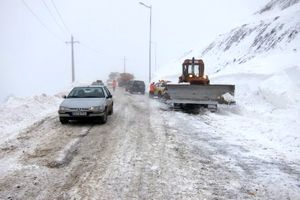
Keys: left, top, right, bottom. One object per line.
{"left": 59, "top": 117, "right": 68, "bottom": 124}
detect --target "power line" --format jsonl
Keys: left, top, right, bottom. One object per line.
{"left": 38, "top": 0, "right": 105, "bottom": 58}
{"left": 22, "top": 0, "right": 64, "bottom": 42}
{"left": 46, "top": 1, "right": 103, "bottom": 55}
{"left": 50, "top": 0, "right": 71, "bottom": 35}
{"left": 21, "top": 0, "right": 64, "bottom": 42}
{"left": 41, "top": 0, "right": 68, "bottom": 35}
{"left": 79, "top": 42, "right": 103, "bottom": 55}
{"left": 23, "top": 0, "right": 110, "bottom": 64}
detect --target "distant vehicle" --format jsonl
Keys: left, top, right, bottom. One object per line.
{"left": 125, "top": 80, "right": 134, "bottom": 92}
{"left": 58, "top": 85, "right": 113, "bottom": 124}
{"left": 117, "top": 73, "right": 134, "bottom": 87}
{"left": 91, "top": 80, "right": 104, "bottom": 85}
{"left": 127, "top": 80, "right": 145, "bottom": 94}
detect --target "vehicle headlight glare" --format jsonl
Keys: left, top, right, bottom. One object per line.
{"left": 59, "top": 106, "right": 68, "bottom": 111}
{"left": 90, "top": 106, "right": 103, "bottom": 111}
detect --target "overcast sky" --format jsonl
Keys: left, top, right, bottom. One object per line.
{"left": 0, "top": 0, "right": 269, "bottom": 100}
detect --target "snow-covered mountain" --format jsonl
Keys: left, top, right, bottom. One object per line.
{"left": 201, "top": 0, "right": 300, "bottom": 74}
{"left": 155, "top": 0, "right": 300, "bottom": 80}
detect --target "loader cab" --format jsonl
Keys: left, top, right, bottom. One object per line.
{"left": 182, "top": 58, "right": 204, "bottom": 77}
{"left": 180, "top": 57, "right": 210, "bottom": 85}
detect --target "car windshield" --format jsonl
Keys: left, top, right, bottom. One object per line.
{"left": 67, "top": 87, "right": 105, "bottom": 98}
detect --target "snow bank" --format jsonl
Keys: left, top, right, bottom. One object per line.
{"left": 0, "top": 94, "right": 62, "bottom": 144}
{"left": 205, "top": 51, "right": 300, "bottom": 161}
{"left": 0, "top": 83, "right": 92, "bottom": 145}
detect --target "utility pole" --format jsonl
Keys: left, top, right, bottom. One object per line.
{"left": 66, "top": 35, "right": 79, "bottom": 83}
{"left": 123, "top": 56, "right": 127, "bottom": 73}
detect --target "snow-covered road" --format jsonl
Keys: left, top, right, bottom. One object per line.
{"left": 0, "top": 89, "right": 299, "bottom": 199}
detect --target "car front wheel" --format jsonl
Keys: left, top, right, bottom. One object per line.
{"left": 100, "top": 109, "right": 108, "bottom": 124}
{"left": 60, "top": 117, "right": 68, "bottom": 124}
{"left": 109, "top": 105, "right": 113, "bottom": 115}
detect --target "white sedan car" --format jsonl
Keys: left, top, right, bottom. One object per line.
{"left": 58, "top": 85, "right": 113, "bottom": 124}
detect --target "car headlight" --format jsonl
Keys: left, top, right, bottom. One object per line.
{"left": 90, "top": 106, "right": 104, "bottom": 111}
{"left": 59, "top": 106, "right": 69, "bottom": 111}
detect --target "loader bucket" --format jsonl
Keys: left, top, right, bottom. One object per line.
{"left": 166, "top": 84, "right": 235, "bottom": 105}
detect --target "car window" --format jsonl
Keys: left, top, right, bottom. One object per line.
{"left": 104, "top": 87, "right": 111, "bottom": 96}
{"left": 67, "top": 87, "right": 105, "bottom": 98}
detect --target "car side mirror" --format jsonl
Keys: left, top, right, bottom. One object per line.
{"left": 62, "top": 95, "right": 67, "bottom": 99}
{"left": 106, "top": 94, "right": 112, "bottom": 99}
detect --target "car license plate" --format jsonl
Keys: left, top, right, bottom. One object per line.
{"left": 72, "top": 111, "right": 87, "bottom": 116}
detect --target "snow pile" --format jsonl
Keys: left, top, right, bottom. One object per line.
{"left": 221, "top": 93, "right": 235, "bottom": 103}
{"left": 0, "top": 94, "right": 62, "bottom": 144}
{"left": 207, "top": 51, "right": 300, "bottom": 161}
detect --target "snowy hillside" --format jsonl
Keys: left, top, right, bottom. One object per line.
{"left": 155, "top": 0, "right": 300, "bottom": 80}
{"left": 201, "top": 0, "right": 300, "bottom": 75}
{"left": 153, "top": 0, "right": 300, "bottom": 161}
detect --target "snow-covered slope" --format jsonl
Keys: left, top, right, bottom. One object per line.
{"left": 154, "top": 0, "right": 300, "bottom": 160}
{"left": 155, "top": 0, "right": 300, "bottom": 79}
{"left": 201, "top": 1, "right": 300, "bottom": 74}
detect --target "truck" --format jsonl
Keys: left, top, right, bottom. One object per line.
{"left": 117, "top": 73, "right": 134, "bottom": 87}
{"left": 165, "top": 58, "right": 235, "bottom": 111}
